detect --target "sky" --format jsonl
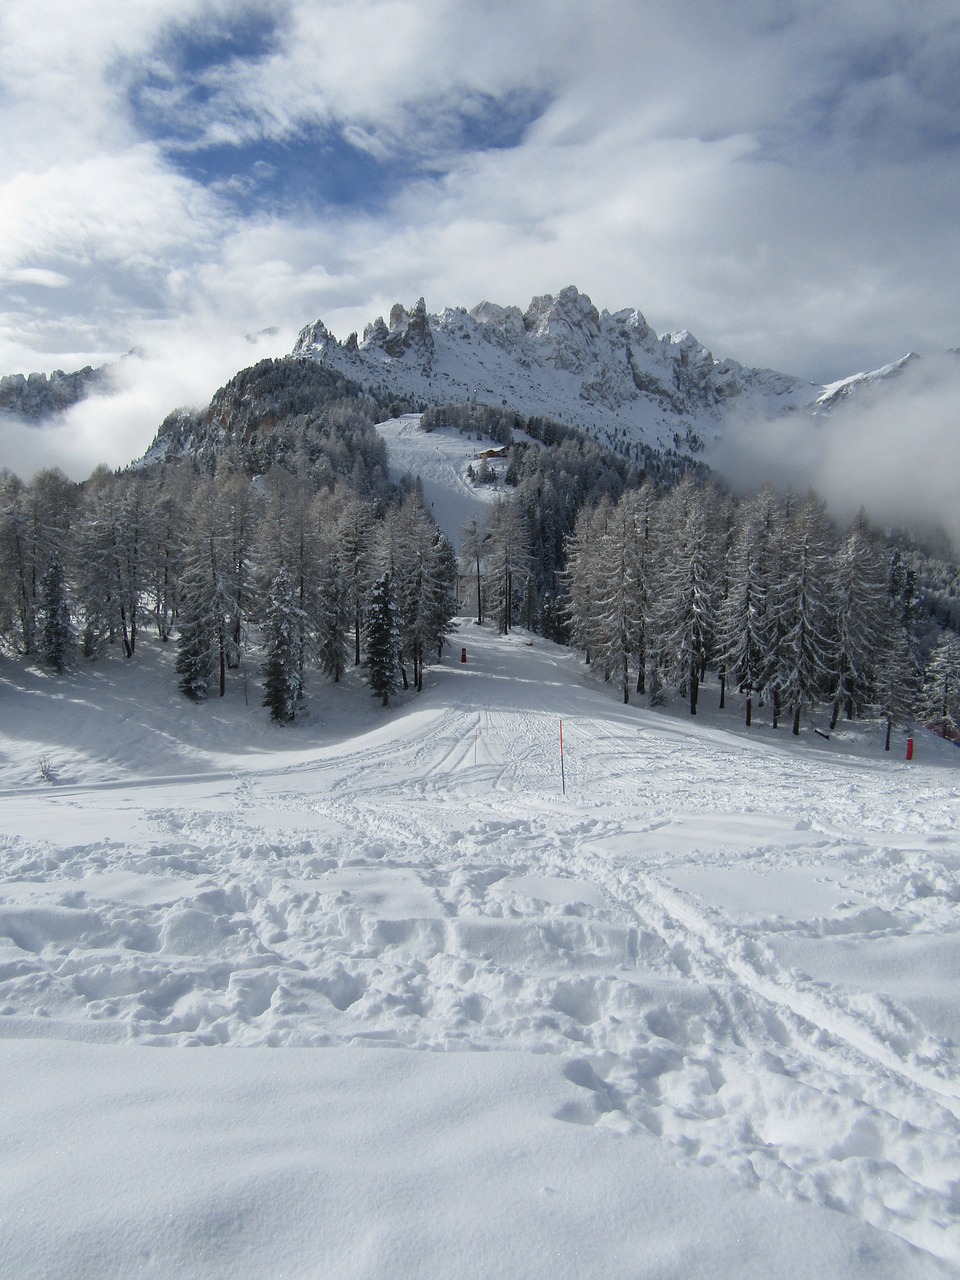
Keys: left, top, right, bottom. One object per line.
{"left": 1, "top": 0, "right": 959, "bottom": 479}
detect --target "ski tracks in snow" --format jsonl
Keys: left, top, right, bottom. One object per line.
{"left": 2, "top": 627, "right": 960, "bottom": 1266}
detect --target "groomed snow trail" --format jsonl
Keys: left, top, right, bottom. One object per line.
{"left": 2, "top": 624, "right": 960, "bottom": 1272}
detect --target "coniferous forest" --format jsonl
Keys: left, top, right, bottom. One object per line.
{"left": 1, "top": 356, "right": 958, "bottom": 742}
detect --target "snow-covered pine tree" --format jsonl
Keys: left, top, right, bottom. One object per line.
{"left": 175, "top": 558, "right": 216, "bottom": 700}
{"left": 314, "top": 538, "right": 351, "bottom": 683}
{"left": 565, "top": 500, "right": 607, "bottom": 667}
{"left": 717, "top": 488, "right": 778, "bottom": 727}
{"left": 256, "top": 471, "right": 315, "bottom": 694}
{"left": 427, "top": 530, "right": 459, "bottom": 662}
{"left": 918, "top": 632, "right": 960, "bottom": 739}
{"left": 874, "top": 622, "right": 918, "bottom": 750}
{"left": 653, "top": 476, "right": 719, "bottom": 716}
{"left": 826, "top": 511, "right": 889, "bottom": 729}
{"left": 0, "top": 472, "right": 33, "bottom": 651}
{"left": 0, "top": 467, "right": 77, "bottom": 655}
{"left": 260, "top": 565, "right": 304, "bottom": 723}
{"left": 390, "top": 495, "right": 458, "bottom": 688}
{"left": 624, "top": 482, "right": 658, "bottom": 696}
{"left": 175, "top": 477, "right": 246, "bottom": 700}
{"left": 145, "top": 465, "right": 193, "bottom": 644}
{"left": 774, "top": 493, "right": 836, "bottom": 735}
{"left": 365, "top": 570, "right": 401, "bottom": 706}
{"left": 592, "top": 495, "right": 646, "bottom": 703}
{"left": 37, "top": 555, "right": 76, "bottom": 674}
{"left": 76, "top": 470, "right": 151, "bottom": 659}
{"left": 216, "top": 472, "right": 261, "bottom": 672}
{"left": 337, "top": 495, "right": 376, "bottom": 667}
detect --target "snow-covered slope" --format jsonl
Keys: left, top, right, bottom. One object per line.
{"left": 1, "top": 629, "right": 959, "bottom": 1277}
{"left": 814, "top": 352, "right": 922, "bottom": 411}
{"left": 376, "top": 412, "right": 531, "bottom": 542}
{"left": 291, "top": 286, "right": 863, "bottom": 455}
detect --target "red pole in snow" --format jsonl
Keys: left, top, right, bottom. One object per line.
{"left": 906, "top": 735, "right": 914, "bottom": 761}
{"left": 461, "top": 647, "right": 467, "bottom": 663}
{"left": 559, "top": 718, "right": 566, "bottom": 795}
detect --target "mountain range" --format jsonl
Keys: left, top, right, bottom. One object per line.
{"left": 0, "top": 286, "right": 934, "bottom": 463}
{"left": 290, "top": 285, "right": 920, "bottom": 456}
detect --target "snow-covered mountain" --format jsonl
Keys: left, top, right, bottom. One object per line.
{"left": 290, "top": 286, "right": 916, "bottom": 456}
{"left": 813, "top": 351, "right": 921, "bottom": 411}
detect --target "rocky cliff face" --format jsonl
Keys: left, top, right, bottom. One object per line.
{"left": 292, "top": 285, "right": 819, "bottom": 454}
{"left": 0, "top": 365, "right": 107, "bottom": 420}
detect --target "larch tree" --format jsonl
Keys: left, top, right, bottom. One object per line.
{"left": 827, "top": 511, "right": 889, "bottom": 729}
{"left": 774, "top": 493, "right": 836, "bottom": 735}
{"left": 483, "top": 496, "right": 532, "bottom": 635}
{"left": 918, "top": 633, "right": 960, "bottom": 739}
{"left": 653, "top": 476, "right": 719, "bottom": 716}
{"left": 337, "top": 494, "right": 376, "bottom": 667}
{"left": 718, "top": 488, "right": 778, "bottom": 727}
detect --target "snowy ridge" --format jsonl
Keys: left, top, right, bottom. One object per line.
{"left": 1, "top": 626, "right": 959, "bottom": 1276}
{"left": 814, "top": 352, "right": 922, "bottom": 411}
{"left": 291, "top": 286, "right": 910, "bottom": 455}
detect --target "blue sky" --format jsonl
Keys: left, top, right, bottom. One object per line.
{"left": 1, "top": 0, "right": 959, "bottom": 476}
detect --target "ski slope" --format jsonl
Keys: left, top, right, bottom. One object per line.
{"left": 1, "top": 626, "right": 959, "bottom": 1277}
{"left": 375, "top": 413, "right": 503, "bottom": 543}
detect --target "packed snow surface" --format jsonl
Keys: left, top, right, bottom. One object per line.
{"left": 2, "top": 626, "right": 960, "bottom": 1278}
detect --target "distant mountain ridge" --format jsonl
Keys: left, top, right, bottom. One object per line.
{"left": 0, "top": 364, "right": 108, "bottom": 420}
{"left": 290, "top": 285, "right": 918, "bottom": 456}
{"left": 3, "top": 287, "right": 932, "bottom": 459}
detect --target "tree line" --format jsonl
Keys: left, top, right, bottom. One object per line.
{"left": 0, "top": 461, "right": 457, "bottom": 721}
{"left": 464, "top": 473, "right": 960, "bottom": 745}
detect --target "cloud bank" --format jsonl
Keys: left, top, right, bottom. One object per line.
{"left": 709, "top": 354, "right": 960, "bottom": 550}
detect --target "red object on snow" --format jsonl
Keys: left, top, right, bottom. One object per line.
{"left": 461, "top": 647, "right": 467, "bottom": 664}
{"left": 906, "top": 736, "right": 914, "bottom": 761}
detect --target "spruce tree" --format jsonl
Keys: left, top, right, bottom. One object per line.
{"left": 315, "top": 547, "right": 350, "bottom": 683}
{"left": 37, "top": 556, "right": 76, "bottom": 674}
{"left": 175, "top": 560, "right": 216, "bottom": 701}
{"left": 261, "top": 566, "right": 303, "bottom": 723}
{"left": 874, "top": 623, "right": 918, "bottom": 750}
{"left": 365, "top": 571, "right": 401, "bottom": 706}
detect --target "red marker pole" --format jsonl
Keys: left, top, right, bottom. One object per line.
{"left": 559, "top": 718, "right": 566, "bottom": 795}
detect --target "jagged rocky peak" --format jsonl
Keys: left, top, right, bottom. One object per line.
{"left": 362, "top": 316, "right": 389, "bottom": 347}
{"left": 519, "top": 286, "right": 605, "bottom": 375}
{"left": 378, "top": 296, "right": 434, "bottom": 364}
{"left": 292, "top": 318, "right": 335, "bottom": 357}
{"left": 524, "top": 286, "right": 601, "bottom": 339}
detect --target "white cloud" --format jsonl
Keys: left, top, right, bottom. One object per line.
{"left": 3, "top": 268, "right": 71, "bottom": 289}
{"left": 709, "top": 354, "right": 960, "bottom": 549}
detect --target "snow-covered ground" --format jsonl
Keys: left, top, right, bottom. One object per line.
{"left": 377, "top": 411, "right": 555, "bottom": 548}
{"left": 2, "top": 622, "right": 960, "bottom": 1278}
{"left": 375, "top": 414, "right": 504, "bottom": 543}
